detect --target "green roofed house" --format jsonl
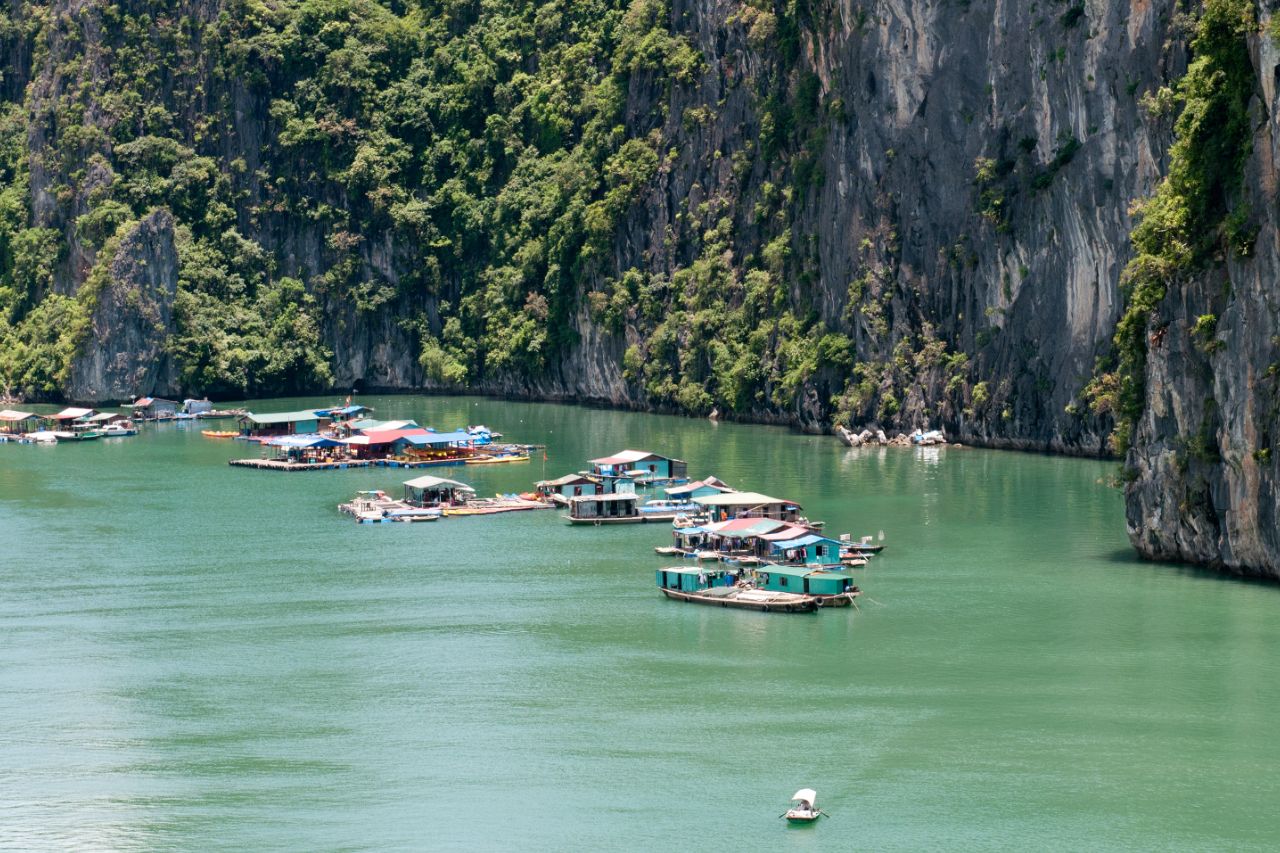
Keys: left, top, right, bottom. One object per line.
{"left": 238, "top": 409, "right": 327, "bottom": 438}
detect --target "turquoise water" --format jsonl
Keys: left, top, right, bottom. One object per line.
{"left": 2, "top": 395, "right": 1278, "bottom": 850}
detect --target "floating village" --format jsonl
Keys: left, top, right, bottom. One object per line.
{"left": 1, "top": 397, "right": 885, "bottom": 614}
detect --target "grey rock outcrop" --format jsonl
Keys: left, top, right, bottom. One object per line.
{"left": 65, "top": 210, "right": 180, "bottom": 402}
{"left": 1125, "top": 9, "right": 1280, "bottom": 579}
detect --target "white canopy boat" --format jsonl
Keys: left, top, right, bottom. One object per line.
{"left": 784, "top": 788, "right": 823, "bottom": 823}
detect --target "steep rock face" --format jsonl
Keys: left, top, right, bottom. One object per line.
{"left": 65, "top": 210, "right": 180, "bottom": 402}
{"left": 1126, "top": 9, "right": 1280, "bottom": 579}
{"left": 597, "top": 0, "right": 1180, "bottom": 448}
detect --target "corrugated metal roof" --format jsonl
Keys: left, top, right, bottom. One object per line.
{"left": 401, "top": 430, "right": 474, "bottom": 446}
{"left": 693, "top": 491, "right": 798, "bottom": 508}
{"left": 770, "top": 534, "right": 839, "bottom": 549}
{"left": 244, "top": 410, "right": 324, "bottom": 425}
{"left": 403, "top": 475, "right": 474, "bottom": 490}
{"left": 50, "top": 407, "right": 95, "bottom": 420}
{"left": 0, "top": 410, "right": 36, "bottom": 421}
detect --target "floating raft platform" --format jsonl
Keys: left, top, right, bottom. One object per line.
{"left": 229, "top": 458, "right": 472, "bottom": 471}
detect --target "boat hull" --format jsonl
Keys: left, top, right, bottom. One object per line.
{"left": 659, "top": 588, "right": 818, "bottom": 613}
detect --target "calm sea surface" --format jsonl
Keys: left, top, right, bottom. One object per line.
{"left": 1, "top": 395, "right": 1278, "bottom": 851}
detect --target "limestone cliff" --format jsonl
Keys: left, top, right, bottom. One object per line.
{"left": 1125, "top": 3, "right": 1280, "bottom": 579}
{"left": 3, "top": 0, "right": 1280, "bottom": 576}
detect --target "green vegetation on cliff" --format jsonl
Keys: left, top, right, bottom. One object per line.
{"left": 1087, "top": 0, "right": 1257, "bottom": 453}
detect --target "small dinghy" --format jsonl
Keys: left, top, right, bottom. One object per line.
{"left": 783, "top": 788, "right": 824, "bottom": 823}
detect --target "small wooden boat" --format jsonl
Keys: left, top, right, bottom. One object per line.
{"left": 783, "top": 789, "right": 824, "bottom": 823}
{"left": 843, "top": 534, "right": 885, "bottom": 554}
{"left": 467, "top": 453, "right": 530, "bottom": 465}
{"left": 201, "top": 429, "right": 238, "bottom": 438}
{"left": 654, "top": 546, "right": 688, "bottom": 556}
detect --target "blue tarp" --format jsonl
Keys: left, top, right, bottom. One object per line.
{"left": 771, "top": 534, "right": 838, "bottom": 550}
{"left": 266, "top": 433, "right": 345, "bottom": 448}
{"left": 318, "top": 404, "right": 369, "bottom": 417}
{"left": 401, "top": 430, "right": 474, "bottom": 447}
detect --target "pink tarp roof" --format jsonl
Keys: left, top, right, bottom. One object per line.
{"left": 756, "top": 525, "right": 813, "bottom": 541}
{"left": 344, "top": 428, "right": 428, "bottom": 446}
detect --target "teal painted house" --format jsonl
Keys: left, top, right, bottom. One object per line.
{"left": 752, "top": 566, "right": 857, "bottom": 596}
{"left": 767, "top": 533, "right": 843, "bottom": 566}
{"left": 655, "top": 567, "right": 735, "bottom": 593}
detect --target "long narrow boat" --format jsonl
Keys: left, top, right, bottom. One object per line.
{"left": 660, "top": 585, "right": 819, "bottom": 613}
{"left": 656, "top": 567, "right": 819, "bottom": 612}
{"left": 201, "top": 429, "right": 238, "bottom": 438}
{"left": 467, "top": 453, "right": 531, "bottom": 465}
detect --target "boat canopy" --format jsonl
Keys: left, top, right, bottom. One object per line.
{"left": 791, "top": 789, "right": 817, "bottom": 804}
{"left": 771, "top": 534, "right": 839, "bottom": 549}
{"left": 0, "top": 409, "right": 36, "bottom": 421}
{"left": 50, "top": 407, "right": 95, "bottom": 420}
{"left": 265, "top": 434, "right": 344, "bottom": 448}
{"left": 403, "top": 475, "right": 474, "bottom": 491}
{"left": 243, "top": 409, "right": 324, "bottom": 425}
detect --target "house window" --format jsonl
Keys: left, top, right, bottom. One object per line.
{"left": 779, "top": 576, "right": 788, "bottom": 587}
{"left": 815, "top": 545, "right": 826, "bottom": 558}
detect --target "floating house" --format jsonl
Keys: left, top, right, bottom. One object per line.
{"left": 131, "top": 397, "right": 179, "bottom": 419}
{"left": 398, "top": 430, "right": 479, "bottom": 464}
{"left": 238, "top": 409, "right": 327, "bottom": 438}
{"left": 588, "top": 450, "right": 687, "bottom": 488}
{"left": 655, "top": 566, "right": 737, "bottom": 593}
{"left": 693, "top": 491, "right": 802, "bottom": 523}
{"left": 317, "top": 404, "right": 372, "bottom": 425}
{"left": 565, "top": 493, "right": 642, "bottom": 524}
{"left": 80, "top": 411, "right": 125, "bottom": 426}
{"left": 763, "top": 533, "right": 844, "bottom": 567}
{"left": 0, "top": 409, "right": 40, "bottom": 435}
{"left": 664, "top": 476, "right": 733, "bottom": 501}
{"left": 752, "top": 566, "right": 858, "bottom": 598}
{"left": 264, "top": 433, "right": 346, "bottom": 462}
{"left": 183, "top": 398, "right": 213, "bottom": 415}
{"left": 42, "top": 407, "right": 96, "bottom": 429}
{"left": 403, "top": 475, "right": 475, "bottom": 508}
{"left": 341, "top": 427, "right": 428, "bottom": 459}
{"left": 536, "top": 473, "right": 603, "bottom": 503}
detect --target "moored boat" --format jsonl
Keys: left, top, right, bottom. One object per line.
{"left": 783, "top": 789, "right": 824, "bottom": 823}
{"left": 201, "top": 429, "right": 237, "bottom": 438}
{"left": 100, "top": 422, "right": 138, "bottom": 437}
{"left": 656, "top": 567, "right": 819, "bottom": 612}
